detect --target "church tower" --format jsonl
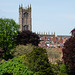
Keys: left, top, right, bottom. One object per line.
{"left": 19, "top": 4, "right": 32, "bottom": 31}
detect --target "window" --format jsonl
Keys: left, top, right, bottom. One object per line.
{"left": 24, "top": 12, "right": 28, "bottom": 18}
{"left": 23, "top": 25, "right": 28, "bottom": 31}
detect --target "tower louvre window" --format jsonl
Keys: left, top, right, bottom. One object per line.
{"left": 23, "top": 25, "right": 28, "bottom": 31}
{"left": 24, "top": 12, "right": 28, "bottom": 18}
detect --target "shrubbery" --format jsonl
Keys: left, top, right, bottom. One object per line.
{"left": 19, "top": 47, "right": 55, "bottom": 75}
{"left": 0, "top": 58, "right": 35, "bottom": 75}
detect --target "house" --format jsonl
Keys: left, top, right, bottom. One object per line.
{"left": 38, "top": 35, "right": 71, "bottom": 48}
{"left": 71, "top": 28, "right": 75, "bottom": 37}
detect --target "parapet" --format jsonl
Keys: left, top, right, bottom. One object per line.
{"left": 19, "top": 4, "right": 31, "bottom": 12}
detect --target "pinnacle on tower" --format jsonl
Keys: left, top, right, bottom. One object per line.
{"left": 21, "top": 4, "right": 23, "bottom": 8}
{"left": 30, "top": 4, "right": 31, "bottom": 8}
{"left": 28, "top": 5, "right": 29, "bottom": 8}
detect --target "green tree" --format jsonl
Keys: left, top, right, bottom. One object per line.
{"left": 0, "top": 18, "right": 19, "bottom": 60}
{"left": 51, "top": 60, "right": 63, "bottom": 75}
{"left": 46, "top": 48, "right": 62, "bottom": 63}
{"left": 59, "top": 64, "right": 69, "bottom": 75}
{"left": 11, "top": 44, "right": 36, "bottom": 57}
{"left": 24, "top": 47, "right": 55, "bottom": 75}
{"left": 0, "top": 58, "right": 35, "bottom": 75}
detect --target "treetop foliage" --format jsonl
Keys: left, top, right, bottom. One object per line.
{"left": 0, "top": 18, "right": 19, "bottom": 60}
{"left": 62, "top": 37, "right": 75, "bottom": 74}
{"left": 0, "top": 58, "right": 35, "bottom": 75}
{"left": 16, "top": 30, "right": 40, "bottom": 46}
{"left": 59, "top": 64, "right": 69, "bottom": 75}
{"left": 11, "top": 44, "right": 36, "bottom": 57}
{"left": 22, "top": 47, "right": 55, "bottom": 75}
{"left": 46, "top": 48, "right": 62, "bottom": 63}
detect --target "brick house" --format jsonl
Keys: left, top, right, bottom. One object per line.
{"left": 38, "top": 35, "right": 71, "bottom": 48}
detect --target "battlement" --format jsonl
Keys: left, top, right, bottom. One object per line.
{"left": 35, "top": 32, "right": 55, "bottom": 37}
{"left": 19, "top": 4, "right": 31, "bottom": 11}
{"left": 36, "top": 32, "right": 55, "bottom": 35}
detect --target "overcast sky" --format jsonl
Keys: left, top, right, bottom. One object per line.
{"left": 0, "top": 0, "right": 75, "bottom": 35}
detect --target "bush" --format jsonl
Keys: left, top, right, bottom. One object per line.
{"left": 11, "top": 44, "right": 36, "bottom": 57}
{"left": 16, "top": 30, "right": 40, "bottom": 46}
{"left": 0, "top": 58, "right": 35, "bottom": 75}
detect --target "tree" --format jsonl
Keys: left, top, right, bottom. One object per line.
{"left": 46, "top": 48, "right": 62, "bottom": 63}
{"left": 24, "top": 47, "right": 55, "bottom": 75}
{"left": 0, "top": 18, "right": 19, "bottom": 59}
{"left": 59, "top": 64, "right": 69, "bottom": 75}
{"left": 51, "top": 60, "right": 63, "bottom": 75}
{"left": 11, "top": 44, "right": 36, "bottom": 57}
{"left": 16, "top": 30, "right": 40, "bottom": 46}
{"left": 62, "top": 37, "right": 75, "bottom": 75}
{"left": 0, "top": 58, "right": 35, "bottom": 75}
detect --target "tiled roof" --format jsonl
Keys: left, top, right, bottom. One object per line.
{"left": 39, "top": 35, "right": 71, "bottom": 48}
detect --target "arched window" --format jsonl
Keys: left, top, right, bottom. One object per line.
{"left": 24, "top": 12, "right": 28, "bottom": 18}
{"left": 23, "top": 25, "right": 28, "bottom": 31}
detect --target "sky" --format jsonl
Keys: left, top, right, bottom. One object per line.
{"left": 0, "top": 0, "right": 75, "bottom": 36}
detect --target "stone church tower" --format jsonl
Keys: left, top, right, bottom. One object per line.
{"left": 19, "top": 4, "right": 32, "bottom": 31}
